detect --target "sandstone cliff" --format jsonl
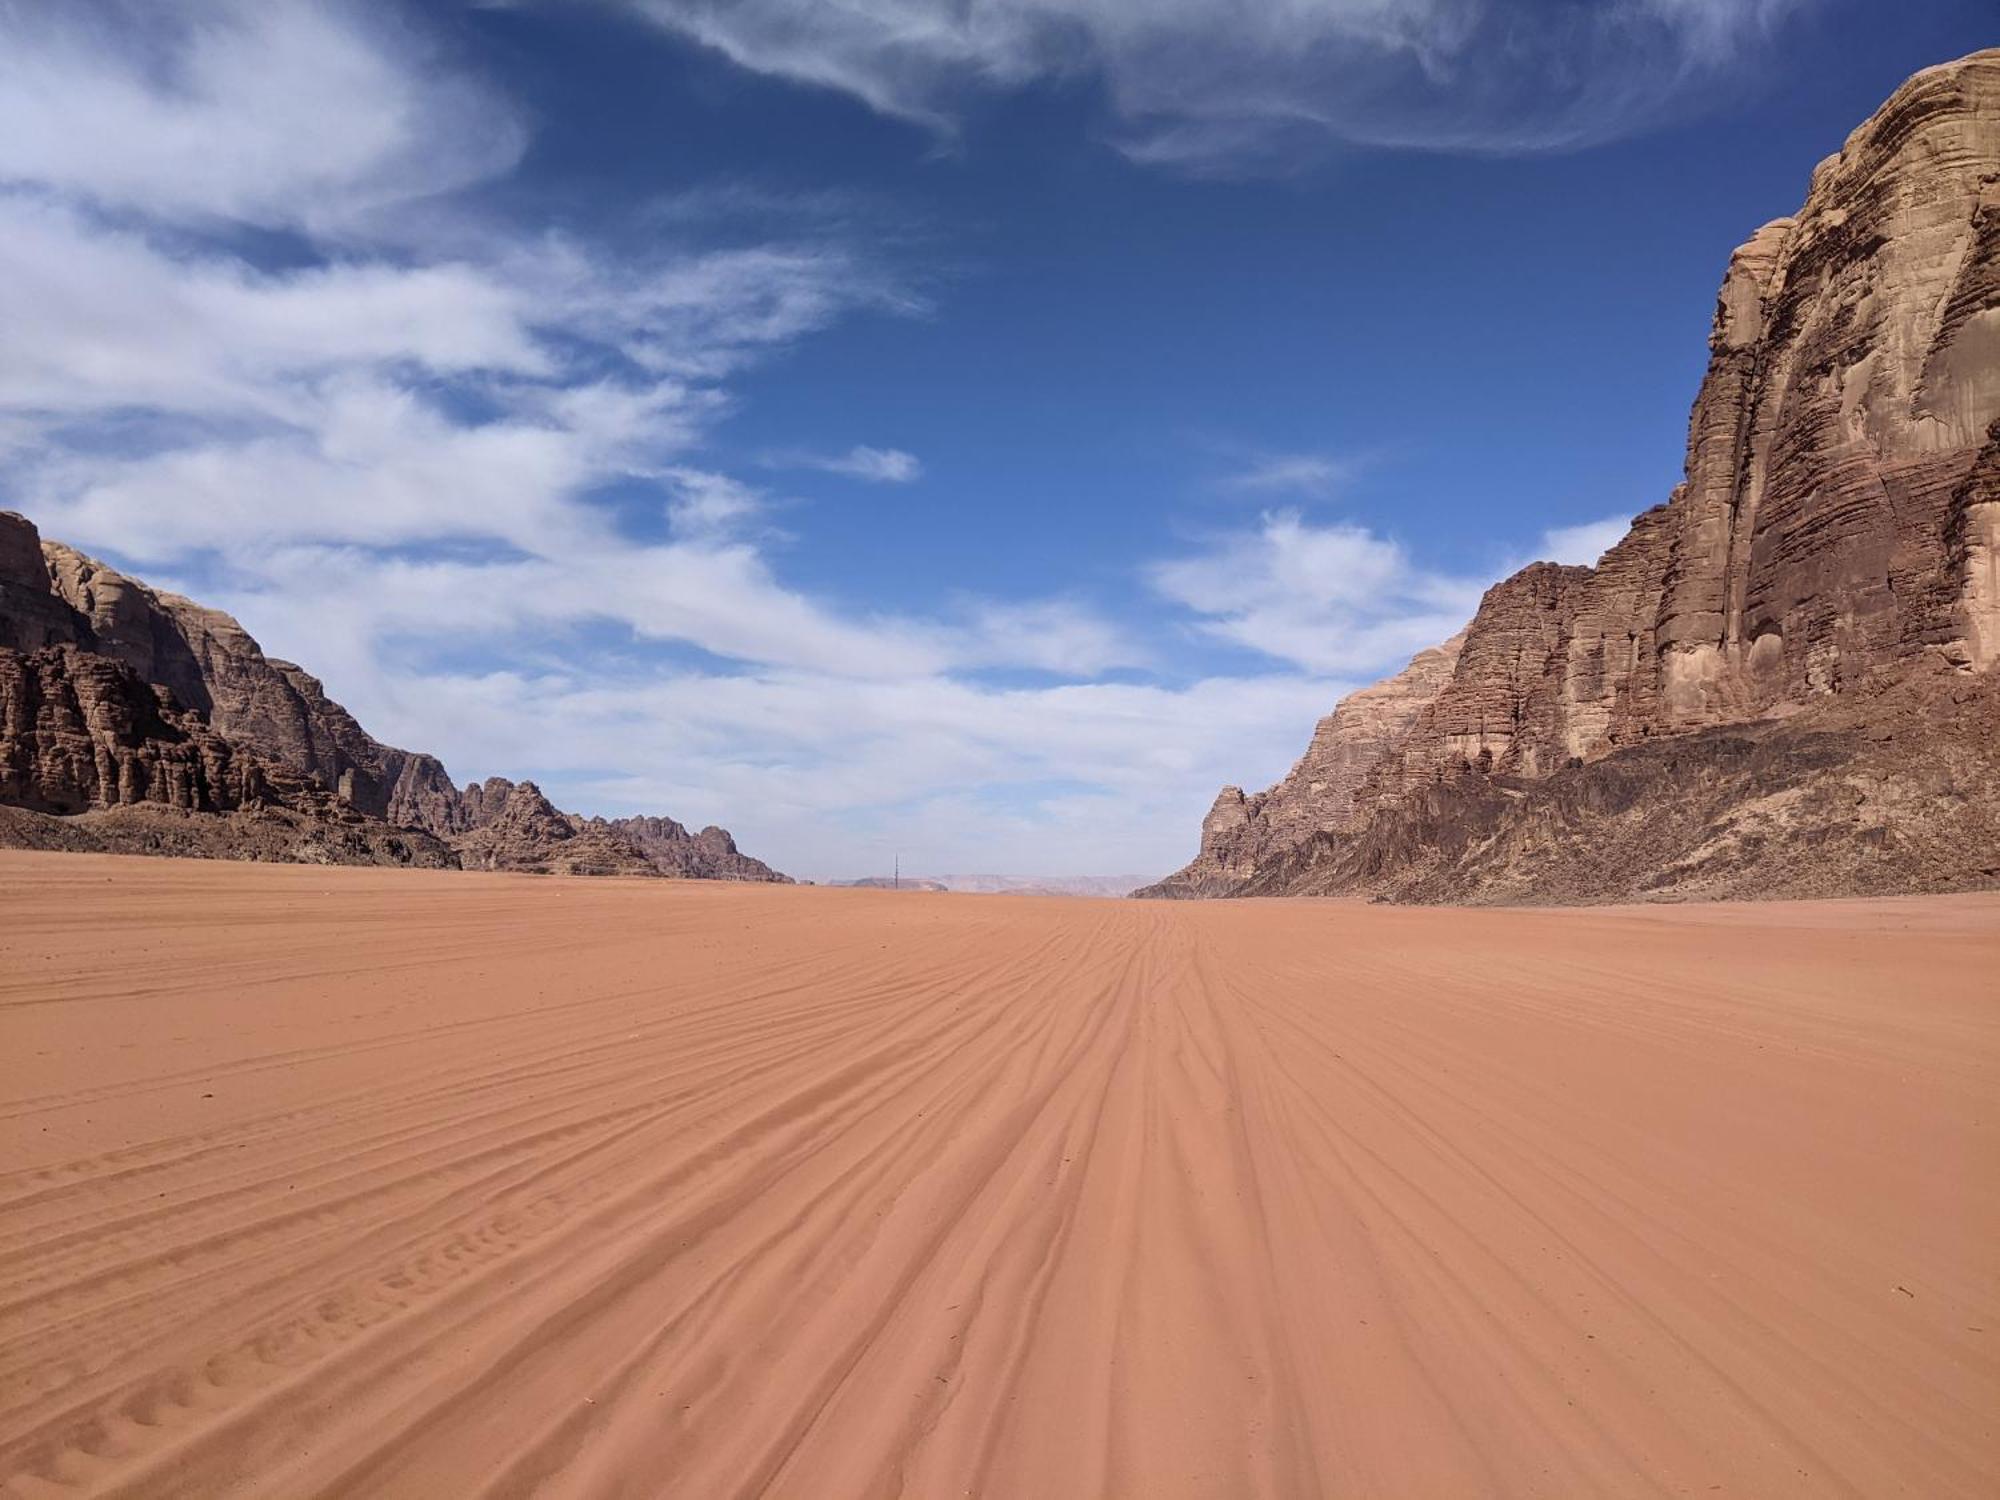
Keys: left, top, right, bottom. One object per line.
{"left": 1138, "top": 631, "right": 1464, "bottom": 897}
{"left": 450, "top": 779, "right": 660, "bottom": 877}
{"left": 0, "top": 512, "right": 787, "bottom": 880}
{"left": 591, "top": 814, "right": 789, "bottom": 883}
{"left": 1254, "top": 661, "right": 2000, "bottom": 903}
{"left": 0, "top": 645, "right": 456, "bottom": 867}
{"left": 35, "top": 535, "right": 467, "bottom": 834}
{"left": 1144, "top": 50, "right": 2000, "bottom": 904}
{"left": 2, "top": 645, "right": 267, "bottom": 816}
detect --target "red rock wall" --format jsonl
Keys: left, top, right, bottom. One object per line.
{"left": 1147, "top": 51, "right": 2000, "bottom": 901}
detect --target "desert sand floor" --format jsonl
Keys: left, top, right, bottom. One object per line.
{"left": 0, "top": 853, "right": 1994, "bottom": 1499}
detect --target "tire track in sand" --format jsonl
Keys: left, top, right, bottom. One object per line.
{"left": 0, "top": 855, "right": 1994, "bottom": 1498}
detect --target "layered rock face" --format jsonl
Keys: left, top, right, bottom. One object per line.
{"left": 592, "top": 814, "right": 789, "bottom": 883}
{"left": 1255, "top": 661, "right": 2000, "bottom": 903}
{"left": 1138, "top": 632, "right": 1464, "bottom": 897}
{"left": 450, "top": 779, "right": 660, "bottom": 877}
{"left": 0, "top": 512, "right": 787, "bottom": 880}
{"left": 3, "top": 644, "right": 282, "bottom": 817}
{"left": 36, "top": 536, "right": 465, "bottom": 833}
{"left": 443, "top": 781, "right": 787, "bottom": 880}
{"left": 1144, "top": 51, "right": 2000, "bottom": 904}
{"left": 0, "top": 644, "right": 457, "bottom": 868}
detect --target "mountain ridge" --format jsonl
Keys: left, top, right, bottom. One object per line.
{"left": 0, "top": 513, "right": 789, "bottom": 881}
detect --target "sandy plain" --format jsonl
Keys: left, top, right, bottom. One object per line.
{"left": 0, "top": 851, "right": 1993, "bottom": 1498}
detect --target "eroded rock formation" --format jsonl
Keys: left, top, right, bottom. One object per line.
{"left": 1140, "top": 632, "right": 1464, "bottom": 897}
{"left": 1143, "top": 51, "right": 2000, "bottom": 904}
{"left": 593, "top": 814, "right": 789, "bottom": 883}
{"left": 449, "top": 779, "right": 659, "bottom": 877}
{"left": 37, "top": 536, "right": 466, "bottom": 832}
{"left": 0, "top": 643, "right": 457, "bottom": 868}
{"left": 3, "top": 644, "right": 277, "bottom": 816}
{"left": 0, "top": 512, "right": 787, "bottom": 880}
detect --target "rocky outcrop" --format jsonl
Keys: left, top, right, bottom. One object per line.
{"left": 37, "top": 536, "right": 464, "bottom": 832}
{"left": 593, "top": 814, "right": 791, "bottom": 883}
{"left": 441, "top": 784, "right": 790, "bottom": 880}
{"left": 1249, "top": 661, "right": 2000, "bottom": 904}
{"left": 1137, "top": 632, "right": 1464, "bottom": 897}
{"left": 3, "top": 644, "right": 281, "bottom": 816}
{"left": 0, "top": 511, "right": 786, "bottom": 879}
{"left": 1145, "top": 51, "right": 2000, "bottom": 904}
{"left": 450, "top": 779, "right": 659, "bottom": 877}
{"left": 0, "top": 645, "right": 456, "bottom": 867}
{"left": 0, "top": 521, "right": 83, "bottom": 654}
{"left": 0, "top": 802, "right": 459, "bottom": 868}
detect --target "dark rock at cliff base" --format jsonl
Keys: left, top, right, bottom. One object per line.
{"left": 0, "top": 802, "right": 459, "bottom": 869}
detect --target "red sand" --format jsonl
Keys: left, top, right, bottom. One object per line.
{"left": 1, "top": 852, "right": 1994, "bottom": 1497}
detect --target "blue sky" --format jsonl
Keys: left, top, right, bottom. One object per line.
{"left": 0, "top": 0, "right": 1991, "bottom": 879}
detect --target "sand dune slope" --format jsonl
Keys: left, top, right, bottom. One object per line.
{"left": 0, "top": 854, "right": 1994, "bottom": 1497}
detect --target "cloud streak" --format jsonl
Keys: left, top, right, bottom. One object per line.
{"left": 0, "top": 0, "right": 525, "bottom": 232}
{"left": 600, "top": 0, "right": 1823, "bottom": 168}
{"left": 768, "top": 445, "right": 925, "bottom": 482}
{"left": 1219, "top": 452, "right": 1355, "bottom": 499}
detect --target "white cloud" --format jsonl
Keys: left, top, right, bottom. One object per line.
{"left": 959, "top": 598, "right": 1148, "bottom": 676}
{"left": 0, "top": 0, "right": 525, "bottom": 233}
{"left": 537, "top": 242, "right": 925, "bottom": 380}
{"left": 1539, "top": 514, "right": 1632, "bottom": 567}
{"left": 212, "top": 541, "right": 957, "bottom": 682}
{"left": 1220, "top": 452, "right": 1353, "bottom": 498}
{"left": 774, "top": 445, "right": 925, "bottom": 483}
{"left": 663, "top": 467, "right": 771, "bottom": 540}
{"left": 33, "top": 378, "right": 613, "bottom": 560}
{"left": 0, "top": 0, "right": 974, "bottom": 694}
{"left": 1149, "top": 509, "right": 1481, "bottom": 674}
{"left": 0, "top": 5, "right": 977, "bottom": 691}
{"left": 600, "top": 0, "right": 1823, "bottom": 168}
{"left": 0, "top": 197, "right": 547, "bottom": 424}
{"left": 271, "top": 653, "right": 1349, "bottom": 880}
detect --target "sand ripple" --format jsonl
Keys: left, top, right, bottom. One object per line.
{"left": 0, "top": 855, "right": 1994, "bottom": 1497}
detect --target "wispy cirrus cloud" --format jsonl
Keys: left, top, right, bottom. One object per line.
{"left": 596, "top": 0, "right": 1825, "bottom": 169}
{"left": 0, "top": 0, "right": 525, "bottom": 233}
{"left": 766, "top": 444, "right": 925, "bottom": 483}
{"left": 1219, "top": 452, "right": 1356, "bottom": 499}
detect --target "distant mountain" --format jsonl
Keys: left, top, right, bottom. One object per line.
{"left": 0, "top": 512, "right": 787, "bottom": 881}
{"left": 926, "top": 874, "right": 1150, "bottom": 897}
{"left": 1143, "top": 51, "right": 2000, "bottom": 904}
{"left": 836, "top": 874, "right": 1148, "bottom": 897}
